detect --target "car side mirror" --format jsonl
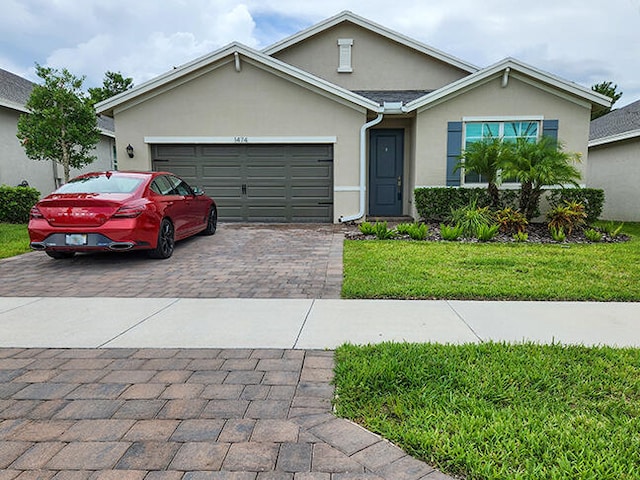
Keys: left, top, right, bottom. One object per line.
{"left": 192, "top": 186, "right": 205, "bottom": 196}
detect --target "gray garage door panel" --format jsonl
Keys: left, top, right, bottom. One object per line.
{"left": 152, "top": 144, "right": 333, "bottom": 222}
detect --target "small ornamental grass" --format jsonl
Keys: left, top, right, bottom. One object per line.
{"left": 0, "top": 223, "right": 31, "bottom": 259}
{"left": 334, "top": 342, "right": 640, "bottom": 480}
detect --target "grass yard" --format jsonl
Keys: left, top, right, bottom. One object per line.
{"left": 334, "top": 342, "right": 640, "bottom": 480}
{"left": 342, "top": 223, "right": 640, "bottom": 301}
{"left": 0, "top": 223, "right": 30, "bottom": 259}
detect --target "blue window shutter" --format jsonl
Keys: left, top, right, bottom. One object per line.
{"left": 542, "top": 119, "right": 559, "bottom": 140}
{"left": 446, "top": 122, "right": 462, "bottom": 186}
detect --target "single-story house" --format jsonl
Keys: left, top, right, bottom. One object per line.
{"left": 0, "top": 68, "right": 116, "bottom": 197}
{"left": 588, "top": 99, "right": 640, "bottom": 221}
{"left": 96, "top": 10, "right": 611, "bottom": 223}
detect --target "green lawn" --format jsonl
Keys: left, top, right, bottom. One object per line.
{"left": 342, "top": 223, "right": 640, "bottom": 301}
{"left": 0, "top": 223, "right": 30, "bottom": 259}
{"left": 334, "top": 342, "right": 640, "bottom": 480}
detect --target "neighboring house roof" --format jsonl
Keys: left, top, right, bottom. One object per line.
{"left": 589, "top": 99, "right": 640, "bottom": 146}
{"left": 262, "top": 10, "right": 478, "bottom": 74}
{"left": 404, "top": 57, "right": 612, "bottom": 113}
{"left": 96, "top": 42, "right": 382, "bottom": 115}
{"left": 0, "top": 67, "right": 33, "bottom": 113}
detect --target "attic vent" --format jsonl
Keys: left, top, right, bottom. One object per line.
{"left": 337, "top": 38, "right": 353, "bottom": 73}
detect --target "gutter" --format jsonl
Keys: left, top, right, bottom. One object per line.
{"left": 339, "top": 102, "right": 405, "bottom": 223}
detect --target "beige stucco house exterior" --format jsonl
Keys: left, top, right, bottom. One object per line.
{"left": 588, "top": 99, "right": 640, "bottom": 221}
{"left": 97, "top": 11, "right": 610, "bottom": 223}
{"left": 0, "top": 68, "right": 117, "bottom": 197}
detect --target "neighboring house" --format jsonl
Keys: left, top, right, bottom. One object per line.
{"left": 588, "top": 99, "right": 640, "bottom": 221}
{"left": 0, "top": 68, "right": 116, "bottom": 197}
{"left": 96, "top": 11, "right": 610, "bottom": 223}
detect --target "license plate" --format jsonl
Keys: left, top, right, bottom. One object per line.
{"left": 65, "top": 234, "right": 87, "bottom": 246}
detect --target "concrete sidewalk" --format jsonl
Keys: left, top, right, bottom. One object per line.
{"left": 1, "top": 297, "right": 639, "bottom": 349}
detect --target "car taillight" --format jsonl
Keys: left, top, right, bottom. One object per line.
{"left": 113, "top": 205, "right": 145, "bottom": 218}
{"left": 29, "top": 205, "right": 44, "bottom": 219}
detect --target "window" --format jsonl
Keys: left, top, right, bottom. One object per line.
{"left": 463, "top": 120, "right": 540, "bottom": 184}
{"left": 167, "top": 175, "right": 194, "bottom": 196}
{"left": 150, "top": 176, "right": 175, "bottom": 195}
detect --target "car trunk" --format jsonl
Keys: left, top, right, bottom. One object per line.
{"left": 38, "top": 194, "right": 131, "bottom": 227}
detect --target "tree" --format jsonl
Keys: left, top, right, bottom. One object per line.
{"left": 501, "top": 137, "right": 582, "bottom": 220}
{"left": 88, "top": 71, "right": 134, "bottom": 105}
{"left": 17, "top": 64, "right": 100, "bottom": 183}
{"left": 591, "top": 81, "right": 623, "bottom": 120}
{"left": 455, "top": 137, "right": 511, "bottom": 209}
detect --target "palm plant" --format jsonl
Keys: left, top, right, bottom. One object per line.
{"left": 455, "top": 137, "right": 511, "bottom": 209}
{"left": 501, "top": 137, "right": 581, "bottom": 220}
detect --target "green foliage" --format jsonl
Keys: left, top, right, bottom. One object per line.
{"left": 449, "top": 201, "right": 495, "bottom": 238}
{"left": 548, "top": 188, "right": 605, "bottom": 224}
{"left": 359, "top": 221, "right": 375, "bottom": 235}
{"left": 512, "top": 231, "right": 529, "bottom": 242}
{"left": 476, "top": 223, "right": 499, "bottom": 242}
{"left": 334, "top": 342, "right": 640, "bottom": 480}
{"left": 501, "top": 137, "right": 582, "bottom": 220}
{"left": 372, "top": 221, "right": 396, "bottom": 240}
{"left": 17, "top": 64, "right": 100, "bottom": 182}
{"left": 547, "top": 200, "right": 587, "bottom": 235}
{"left": 88, "top": 71, "right": 134, "bottom": 105}
{"left": 495, "top": 207, "right": 528, "bottom": 234}
{"left": 600, "top": 221, "right": 625, "bottom": 238}
{"left": 584, "top": 228, "right": 603, "bottom": 242}
{"left": 549, "top": 225, "right": 567, "bottom": 242}
{"left": 397, "top": 222, "right": 428, "bottom": 240}
{"left": 414, "top": 187, "right": 519, "bottom": 222}
{"left": 591, "top": 81, "right": 623, "bottom": 120}
{"left": 439, "top": 224, "right": 463, "bottom": 241}
{"left": 0, "top": 185, "right": 40, "bottom": 223}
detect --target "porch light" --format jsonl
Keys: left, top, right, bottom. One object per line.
{"left": 126, "top": 144, "right": 134, "bottom": 158}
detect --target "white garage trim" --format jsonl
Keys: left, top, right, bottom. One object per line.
{"left": 334, "top": 186, "right": 362, "bottom": 192}
{"left": 144, "top": 136, "right": 337, "bottom": 144}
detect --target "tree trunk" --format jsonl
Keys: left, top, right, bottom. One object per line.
{"left": 519, "top": 181, "right": 533, "bottom": 218}
{"left": 61, "top": 143, "right": 70, "bottom": 183}
{"left": 488, "top": 182, "right": 500, "bottom": 209}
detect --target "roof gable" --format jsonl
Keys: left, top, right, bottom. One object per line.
{"left": 0, "top": 68, "right": 33, "bottom": 112}
{"left": 263, "top": 11, "right": 477, "bottom": 74}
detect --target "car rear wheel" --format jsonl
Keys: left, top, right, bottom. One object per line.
{"left": 46, "top": 251, "right": 76, "bottom": 259}
{"left": 148, "top": 219, "right": 175, "bottom": 259}
{"left": 201, "top": 207, "right": 217, "bottom": 236}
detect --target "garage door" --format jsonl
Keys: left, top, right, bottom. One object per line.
{"left": 151, "top": 144, "right": 333, "bottom": 222}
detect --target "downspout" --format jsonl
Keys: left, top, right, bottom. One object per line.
{"left": 501, "top": 67, "right": 511, "bottom": 88}
{"left": 339, "top": 111, "right": 384, "bottom": 223}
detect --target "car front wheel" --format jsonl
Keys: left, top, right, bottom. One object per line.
{"left": 148, "top": 218, "right": 175, "bottom": 259}
{"left": 201, "top": 206, "right": 217, "bottom": 236}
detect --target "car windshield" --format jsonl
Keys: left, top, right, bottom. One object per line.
{"left": 56, "top": 175, "right": 144, "bottom": 194}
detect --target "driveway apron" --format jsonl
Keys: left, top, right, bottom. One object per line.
{"left": 0, "top": 224, "right": 344, "bottom": 298}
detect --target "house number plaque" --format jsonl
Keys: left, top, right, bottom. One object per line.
{"left": 234, "top": 136, "right": 249, "bottom": 143}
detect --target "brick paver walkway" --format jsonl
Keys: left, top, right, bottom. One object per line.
{"left": 0, "top": 224, "right": 344, "bottom": 299}
{"left": 0, "top": 348, "right": 451, "bottom": 479}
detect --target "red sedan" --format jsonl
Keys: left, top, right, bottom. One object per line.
{"left": 28, "top": 171, "right": 217, "bottom": 259}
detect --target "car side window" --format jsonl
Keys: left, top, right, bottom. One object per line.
{"left": 150, "top": 176, "right": 175, "bottom": 196}
{"left": 167, "top": 176, "right": 193, "bottom": 196}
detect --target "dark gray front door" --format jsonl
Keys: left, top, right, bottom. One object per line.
{"left": 369, "top": 129, "right": 404, "bottom": 216}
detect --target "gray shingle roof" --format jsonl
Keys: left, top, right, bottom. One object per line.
{"left": 590, "top": 98, "right": 640, "bottom": 140}
{"left": 0, "top": 67, "right": 34, "bottom": 106}
{"left": 352, "top": 90, "right": 432, "bottom": 105}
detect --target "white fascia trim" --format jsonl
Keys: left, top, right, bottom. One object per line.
{"left": 588, "top": 129, "right": 640, "bottom": 147}
{"left": 405, "top": 58, "right": 611, "bottom": 113}
{"left": 144, "top": 136, "right": 337, "bottom": 144}
{"left": 0, "top": 98, "right": 29, "bottom": 113}
{"left": 99, "top": 129, "right": 116, "bottom": 138}
{"left": 463, "top": 115, "right": 544, "bottom": 122}
{"left": 334, "top": 186, "right": 362, "bottom": 192}
{"left": 262, "top": 11, "right": 478, "bottom": 73}
{"left": 97, "top": 42, "right": 380, "bottom": 115}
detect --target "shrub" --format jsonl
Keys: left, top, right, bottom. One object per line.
{"left": 600, "top": 221, "right": 624, "bottom": 238}
{"left": 476, "top": 224, "right": 499, "bottom": 242}
{"left": 549, "top": 225, "right": 566, "bottom": 242}
{"left": 495, "top": 207, "right": 528, "bottom": 234}
{"left": 414, "top": 187, "right": 519, "bottom": 222}
{"left": 359, "top": 221, "right": 375, "bottom": 235}
{"left": 548, "top": 188, "right": 604, "bottom": 224}
{"left": 406, "top": 222, "right": 428, "bottom": 240}
{"left": 449, "top": 202, "right": 495, "bottom": 238}
{"left": 546, "top": 201, "right": 586, "bottom": 235}
{"left": 584, "top": 228, "right": 602, "bottom": 242}
{"left": 440, "top": 223, "right": 463, "bottom": 241}
{"left": 372, "top": 221, "right": 396, "bottom": 240}
{"left": 513, "top": 231, "right": 529, "bottom": 242}
{"left": 0, "top": 185, "right": 41, "bottom": 223}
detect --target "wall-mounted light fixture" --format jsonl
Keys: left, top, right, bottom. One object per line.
{"left": 126, "top": 144, "right": 134, "bottom": 158}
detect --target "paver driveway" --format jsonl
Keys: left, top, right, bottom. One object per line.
{"left": 0, "top": 224, "right": 344, "bottom": 298}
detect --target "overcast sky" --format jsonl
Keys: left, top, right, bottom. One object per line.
{"left": 2, "top": 0, "right": 639, "bottom": 106}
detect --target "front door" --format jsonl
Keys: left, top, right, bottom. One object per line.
{"left": 369, "top": 129, "right": 404, "bottom": 216}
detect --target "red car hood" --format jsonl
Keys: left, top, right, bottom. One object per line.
{"left": 37, "top": 193, "right": 133, "bottom": 227}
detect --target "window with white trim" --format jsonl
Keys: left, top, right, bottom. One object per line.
{"left": 463, "top": 120, "right": 540, "bottom": 183}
